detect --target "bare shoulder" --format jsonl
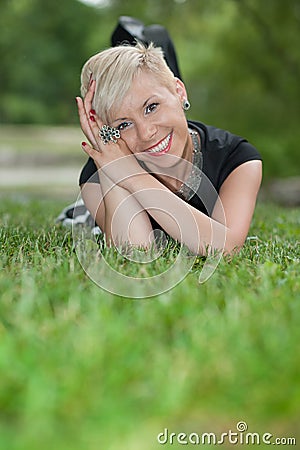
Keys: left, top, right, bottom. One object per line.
{"left": 220, "top": 160, "right": 262, "bottom": 195}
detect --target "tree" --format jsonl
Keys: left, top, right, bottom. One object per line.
{"left": 0, "top": 0, "right": 107, "bottom": 123}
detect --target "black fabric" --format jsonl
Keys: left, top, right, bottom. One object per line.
{"left": 186, "top": 120, "right": 262, "bottom": 214}
{"left": 111, "top": 16, "right": 182, "bottom": 79}
{"left": 79, "top": 161, "right": 99, "bottom": 186}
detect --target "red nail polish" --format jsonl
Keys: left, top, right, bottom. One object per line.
{"left": 90, "top": 115, "right": 96, "bottom": 122}
{"left": 82, "top": 142, "right": 87, "bottom": 147}
{"left": 90, "top": 109, "right": 96, "bottom": 115}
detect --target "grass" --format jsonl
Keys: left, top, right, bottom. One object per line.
{"left": 0, "top": 196, "right": 299, "bottom": 449}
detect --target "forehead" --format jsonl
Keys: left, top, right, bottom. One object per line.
{"left": 118, "top": 70, "right": 175, "bottom": 111}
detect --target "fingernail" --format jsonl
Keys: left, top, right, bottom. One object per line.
{"left": 89, "top": 115, "right": 96, "bottom": 122}
{"left": 90, "top": 109, "right": 96, "bottom": 115}
{"left": 82, "top": 142, "right": 87, "bottom": 147}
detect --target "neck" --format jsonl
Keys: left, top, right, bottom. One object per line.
{"left": 155, "top": 128, "right": 200, "bottom": 192}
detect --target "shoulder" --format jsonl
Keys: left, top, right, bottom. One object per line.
{"left": 188, "top": 119, "right": 262, "bottom": 161}
{"left": 188, "top": 119, "right": 246, "bottom": 152}
{"left": 187, "top": 119, "right": 262, "bottom": 191}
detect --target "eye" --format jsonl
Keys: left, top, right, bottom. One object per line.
{"left": 117, "top": 121, "right": 132, "bottom": 131}
{"left": 145, "top": 103, "right": 159, "bottom": 115}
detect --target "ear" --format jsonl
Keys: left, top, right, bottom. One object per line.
{"left": 175, "top": 77, "right": 187, "bottom": 101}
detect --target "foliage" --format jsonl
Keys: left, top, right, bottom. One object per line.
{"left": 0, "top": 0, "right": 106, "bottom": 123}
{"left": 0, "top": 197, "right": 299, "bottom": 449}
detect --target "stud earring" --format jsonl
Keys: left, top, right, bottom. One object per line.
{"left": 182, "top": 99, "right": 191, "bottom": 111}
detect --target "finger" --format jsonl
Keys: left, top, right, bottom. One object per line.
{"left": 83, "top": 79, "right": 96, "bottom": 116}
{"left": 87, "top": 108, "right": 103, "bottom": 149}
{"left": 83, "top": 80, "right": 103, "bottom": 151}
{"left": 76, "top": 96, "right": 99, "bottom": 149}
{"left": 81, "top": 141, "right": 102, "bottom": 159}
{"left": 89, "top": 111, "right": 104, "bottom": 139}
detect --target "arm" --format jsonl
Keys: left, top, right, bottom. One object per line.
{"left": 99, "top": 171, "right": 154, "bottom": 248}
{"left": 122, "top": 172, "right": 226, "bottom": 255}
{"left": 118, "top": 160, "right": 262, "bottom": 255}
{"left": 212, "top": 160, "right": 262, "bottom": 251}
{"left": 81, "top": 141, "right": 261, "bottom": 255}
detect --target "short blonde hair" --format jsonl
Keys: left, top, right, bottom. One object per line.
{"left": 80, "top": 41, "right": 176, "bottom": 123}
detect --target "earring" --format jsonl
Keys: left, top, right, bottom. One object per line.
{"left": 182, "top": 99, "right": 190, "bottom": 111}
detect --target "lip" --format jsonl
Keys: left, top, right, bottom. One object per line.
{"left": 144, "top": 132, "right": 173, "bottom": 156}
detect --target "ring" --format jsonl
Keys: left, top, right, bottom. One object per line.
{"left": 99, "top": 125, "right": 120, "bottom": 144}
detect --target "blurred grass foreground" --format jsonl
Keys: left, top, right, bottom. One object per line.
{"left": 0, "top": 197, "right": 299, "bottom": 449}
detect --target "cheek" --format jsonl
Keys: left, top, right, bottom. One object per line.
{"left": 121, "top": 133, "right": 137, "bottom": 153}
{"left": 171, "top": 95, "right": 184, "bottom": 111}
{"left": 169, "top": 104, "right": 186, "bottom": 124}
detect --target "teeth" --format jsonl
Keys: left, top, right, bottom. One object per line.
{"left": 147, "top": 134, "right": 171, "bottom": 153}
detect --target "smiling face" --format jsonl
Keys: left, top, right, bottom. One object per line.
{"left": 109, "top": 69, "right": 193, "bottom": 168}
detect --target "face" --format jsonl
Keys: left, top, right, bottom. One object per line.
{"left": 109, "top": 70, "right": 192, "bottom": 169}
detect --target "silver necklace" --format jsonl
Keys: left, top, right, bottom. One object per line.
{"left": 177, "top": 128, "right": 203, "bottom": 201}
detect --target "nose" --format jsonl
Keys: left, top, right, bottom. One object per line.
{"left": 136, "top": 120, "right": 157, "bottom": 142}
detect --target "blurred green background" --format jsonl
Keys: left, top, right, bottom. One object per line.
{"left": 1, "top": 0, "right": 300, "bottom": 179}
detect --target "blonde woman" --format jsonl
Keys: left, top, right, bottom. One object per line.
{"left": 76, "top": 42, "right": 262, "bottom": 255}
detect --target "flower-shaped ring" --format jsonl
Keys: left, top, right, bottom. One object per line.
{"left": 99, "top": 125, "right": 121, "bottom": 144}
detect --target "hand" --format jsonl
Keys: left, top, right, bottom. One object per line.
{"left": 76, "top": 80, "right": 145, "bottom": 188}
{"left": 76, "top": 79, "right": 101, "bottom": 151}
{"left": 81, "top": 140, "right": 147, "bottom": 190}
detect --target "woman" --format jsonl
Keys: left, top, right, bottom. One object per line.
{"left": 76, "top": 42, "right": 262, "bottom": 256}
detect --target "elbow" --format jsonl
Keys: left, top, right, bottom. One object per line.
{"left": 223, "top": 233, "right": 247, "bottom": 255}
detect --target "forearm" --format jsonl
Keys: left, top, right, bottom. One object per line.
{"left": 123, "top": 173, "right": 228, "bottom": 255}
{"left": 100, "top": 174, "right": 154, "bottom": 248}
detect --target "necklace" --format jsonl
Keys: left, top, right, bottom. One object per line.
{"left": 177, "top": 128, "right": 203, "bottom": 201}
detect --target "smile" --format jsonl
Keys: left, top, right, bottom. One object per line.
{"left": 145, "top": 133, "right": 172, "bottom": 155}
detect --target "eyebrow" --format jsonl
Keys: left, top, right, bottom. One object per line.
{"left": 143, "top": 96, "right": 155, "bottom": 108}
{"left": 111, "top": 96, "right": 156, "bottom": 124}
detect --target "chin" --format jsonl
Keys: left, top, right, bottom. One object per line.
{"left": 137, "top": 152, "right": 185, "bottom": 174}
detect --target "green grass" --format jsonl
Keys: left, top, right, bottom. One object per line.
{"left": 0, "top": 197, "right": 299, "bottom": 449}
